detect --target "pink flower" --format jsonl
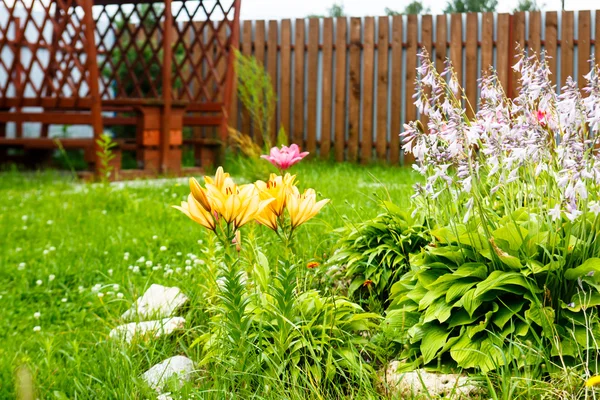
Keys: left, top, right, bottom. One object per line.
{"left": 261, "top": 144, "right": 309, "bottom": 171}
{"left": 536, "top": 109, "right": 548, "bottom": 127}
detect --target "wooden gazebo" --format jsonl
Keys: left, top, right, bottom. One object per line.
{"left": 0, "top": 0, "right": 241, "bottom": 178}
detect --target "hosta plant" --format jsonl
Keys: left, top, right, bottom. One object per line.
{"left": 385, "top": 50, "right": 600, "bottom": 374}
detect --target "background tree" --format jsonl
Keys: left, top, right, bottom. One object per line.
{"left": 385, "top": 1, "right": 430, "bottom": 15}
{"left": 307, "top": 2, "right": 345, "bottom": 18}
{"left": 443, "top": 0, "right": 497, "bottom": 13}
{"left": 514, "top": 0, "right": 542, "bottom": 11}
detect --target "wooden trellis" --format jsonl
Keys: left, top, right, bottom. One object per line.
{"left": 0, "top": 0, "right": 241, "bottom": 177}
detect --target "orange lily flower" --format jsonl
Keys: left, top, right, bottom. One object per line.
{"left": 255, "top": 173, "right": 296, "bottom": 216}
{"left": 173, "top": 194, "right": 216, "bottom": 231}
{"left": 286, "top": 187, "right": 329, "bottom": 229}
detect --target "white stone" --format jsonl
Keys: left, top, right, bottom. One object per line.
{"left": 382, "top": 362, "right": 478, "bottom": 398}
{"left": 141, "top": 355, "right": 195, "bottom": 392}
{"left": 121, "top": 284, "right": 188, "bottom": 320}
{"left": 109, "top": 317, "right": 185, "bottom": 344}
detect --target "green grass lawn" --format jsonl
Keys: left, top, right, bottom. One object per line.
{"left": 0, "top": 161, "right": 417, "bottom": 398}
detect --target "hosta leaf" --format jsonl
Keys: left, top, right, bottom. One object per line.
{"left": 421, "top": 323, "right": 452, "bottom": 364}
{"left": 564, "top": 292, "right": 600, "bottom": 312}
{"left": 449, "top": 331, "right": 484, "bottom": 369}
{"left": 493, "top": 224, "right": 528, "bottom": 252}
{"left": 446, "top": 280, "right": 479, "bottom": 303}
{"left": 525, "top": 303, "right": 555, "bottom": 336}
{"left": 423, "top": 297, "right": 454, "bottom": 323}
{"left": 457, "top": 288, "right": 484, "bottom": 317}
{"left": 492, "top": 299, "right": 527, "bottom": 329}
{"left": 383, "top": 309, "right": 421, "bottom": 338}
{"left": 427, "top": 245, "right": 468, "bottom": 265}
{"left": 348, "top": 276, "right": 365, "bottom": 296}
{"left": 448, "top": 309, "right": 481, "bottom": 328}
{"left": 564, "top": 258, "right": 600, "bottom": 280}
{"left": 473, "top": 271, "right": 532, "bottom": 298}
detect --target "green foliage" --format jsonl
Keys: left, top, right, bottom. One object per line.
{"left": 233, "top": 49, "right": 276, "bottom": 149}
{"left": 384, "top": 207, "right": 600, "bottom": 372}
{"left": 307, "top": 3, "right": 345, "bottom": 18}
{"left": 514, "top": 0, "right": 542, "bottom": 11}
{"left": 385, "top": 1, "right": 430, "bottom": 15}
{"left": 444, "top": 0, "right": 497, "bottom": 13}
{"left": 95, "top": 133, "right": 117, "bottom": 183}
{"left": 330, "top": 201, "right": 429, "bottom": 309}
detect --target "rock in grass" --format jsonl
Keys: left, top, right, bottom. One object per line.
{"left": 141, "top": 355, "right": 195, "bottom": 392}
{"left": 122, "top": 284, "right": 188, "bottom": 320}
{"left": 383, "top": 362, "right": 478, "bottom": 398}
{"left": 109, "top": 317, "right": 185, "bottom": 343}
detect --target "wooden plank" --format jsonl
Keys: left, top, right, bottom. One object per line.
{"left": 496, "top": 14, "right": 510, "bottom": 92}
{"left": 420, "top": 15, "right": 433, "bottom": 126}
{"left": 361, "top": 17, "right": 375, "bottom": 164}
{"left": 376, "top": 16, "right": 389, "bottom": 161}
{"left": 254, "top": 20, "right": 266, "bottom": 147}
{"left": 465, "top": 13, "right": 477, "bottom": 117}
{"left": 293, "top": 18, "right": 305, "bottom": 145}
{"left": 241, "top": 20, "right": 252, "bottom": 137}
{"left": 480, "top": 12, "right": 493, "bottom": 74}
{"left": 561, "top": 11, "right": 574, "bottom": 86}
{"left": 267, "top": 20, "right": 278, "bottom": 144}
{"left": 347, "top": 17, "right": 361, "bottom": 163}
{"left": 435, "top": 14, "right": 447, "bottom": 74}
{"left": 405, "top": 15, "right": 417, "bottom": 166}
{"left": 449, "top": 14, "right": 462, "bottom": 87}
{"left": 334, "top": 17, "right": 347, "bottom": 162}
{"left": 390, "top": 15, "right": 402, "bottom": 165}
{"left": 320, "top": 18, "right": 334, "bottom": 159}
{"left": 578, "top": 10, "right": 591, "bottom": 90}
{"left": 528, "top": 11, "right": 541, "bottom": 57}
{"left": 545, "top": 11, "right": 558, "bottom": 87}
{"left": 511, "top": 12, "right": 526, "bottom": 99}
{"left": 280, "top": 19, "right": 292, "bottom": 142}
{"left": 306, "top": 18, "right": 319, "bottom": 155}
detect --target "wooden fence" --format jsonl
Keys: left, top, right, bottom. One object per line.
{"left": 228, "top": 11, "right": 600, "bottom": 164}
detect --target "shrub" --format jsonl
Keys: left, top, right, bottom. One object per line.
{"left": 383, "top": 50, "right": 600, "bottom": 375}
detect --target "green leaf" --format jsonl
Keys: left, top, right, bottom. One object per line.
{"left": 421, "top": 323, "right": 452, "bottom": 364}
{"left": 474, "top": 271, "right": 532, "bottom": 298}
{"left": 493, "top": 224, "right": 528, "bottom": 252}
{"left": 492, "top": 299, "right": 527, "bottom": 329}
{"left": 564, "top": 258, "right": 600, "bottom": 280}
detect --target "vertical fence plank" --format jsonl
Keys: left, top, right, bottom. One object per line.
{"left": 529, "top": 11, "right": 541, "bottom": 56}
{"left": 280, "top": 19, "right": 291, "bottom": 141}
{"left": 435, "top": 15, "right": 447, "bottom": 74}
{"left": 481, "top": 12, "right": 493, "bottom": 74}
{"left": 511, "top": 12, "right": 526, "bottom": 98}
{"left": 561, "top": 11, "right": 574, "bottom": 87}
{"left": 390, "top": 15, "right": 402, "bottom": 165}
{"left": 241, "top": 20, "right": 252, "bottom": 137}
{"left": 361, "top": 17, "right": 375, "bottom": 164}
{"left": 320, "top": 18, "right": 333, "bottom": 159}
{"left": 496, "top": 14, "right": 510, "bottom": 91}
{"left": 404, "top": 15, "right": 417, "bottom": 165}
{"left": 420, "top": 15, "right": 433, "bottom": 126}
{"left": 267, "top": 20, "right": 278, "bottom": 144}
{"left": 465, "top": 13, "right": 477, "bottom": 117}
{"left": 306, "top": 18, "right": 319, "bottom": 155}
{"left": 578, "top": 10, "right": 591, "bottom": 89}
{"left": 450, "top": 14, "right": 462, "bottom": 86}
{"left": 293, "top": 18, "right": 305, "bottom": 145}
{"left": 545, "top": 11, "right": 558, "bottom": 86}
{"left": 334, "top": 18, "right": 347, "bottom": 162}
{"left": 347, "top": 17, "right": 361, "bottom": 163}
{"left": 376, "top": 16, "right": 389, "bottom": 161}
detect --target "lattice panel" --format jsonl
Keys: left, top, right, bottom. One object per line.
{"left": 95, "top": 3, "right": 166, "bottom": 100}
{"left": 0, "top": 0, "right": 93, "bottom": 108}
{"left": 171, "top": 0, "right": 237, "bottom": 104}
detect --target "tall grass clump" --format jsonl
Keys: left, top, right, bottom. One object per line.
{"left": 383, "top": 48, "right": 600, "bottom": 388}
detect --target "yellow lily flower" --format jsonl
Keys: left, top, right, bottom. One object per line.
{"left": 204, "top": 166, "right": 233, "bottom": 191}
{"left": 255, "top": 173, "right": 296, "bottom": 216}
{"left": 286, "top": 187, "right": 329, "bottom": 229}
{"left": 189, "top": 177, "right": 212, "bottom": 212}
{"left": 207, "top": 182, "right": 273, "bottom": 229}
{"left": 586, "top": 376, "right": 600, "bottom": 387}
{"left": 255, "top": 205, "right": 278, "bottom": 231}
{"left": 173, "top": 194, "right": 216, "bottom": 231}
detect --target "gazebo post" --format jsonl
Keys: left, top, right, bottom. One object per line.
{"left": 82, "top": 0, "right": 104, "bottom": 177}
{"left": 160, "top": 0, "right": 174, "bottom": 174}
{"left": 220, "top": 0, "right": 242, "bottom": 145}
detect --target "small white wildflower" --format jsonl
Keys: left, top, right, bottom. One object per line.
{"left": 43, "top": 250, "right": 49, "bottom": 255}
{"left": 123, "top": 254, "right": 129, "bottom": 260}
{"left": 128, "top": 265, "right": 133, "bottom": 270}
{"left": 101, "top": 210, "right": 107, "bottom": 215}
{"left": 97, "top": 292, "right": 104, "bottom": 298}
{"left": 185, "top": 260, "right": 191, "bottom": 265}
{"left": 16, "top": 247, "right": 22, "bottom": 252}
{"left": 92, "top": 284, "right": 102, "bottom": 293}
{"left": 164, "top": 269, "right": 174, "bottom": 276}
{"left": 36, "top": 280, "right": 43, "bottom": 286}
{"left": 34, "top": 312, "right": 41, "bottom": 319}
{"left": 124, "top": 252, "right": 130, "bottom": 256}
{"left": 33, "top": 326, "right": 41, "bottom": 332}
{"left": 61, "top": 298, "right": 67, "bottom": 303}
{"left": 194, "top": 259, "right": 205, "bottom": 265}
{"left": 137, "top": 256, "right": 145, "bottom": 263}
{"left": 108, "top": 269, "right": 113, "bottom": 276}
{"left": 145, "top": 260, "right": 153, "bottom": 267}
{"left": 185, "top": 266, "right": 192, "bottom": 272}
{"left": 176, "top": 252, "right": 182, "bottom": 256}
{"left": 160, "top": 246, "right": 167, "bottom": 252}
{"left": 49, "top": 246, "right": 56, "bottom": 252}
{"left": 48, "top": 274, "right": 55, "bottom": 282}
{"left": 132, "top": 266, "right": 140, "bottom": 273}
{"left": 172, "top": 193, "right": 177, "bottom": 198}
{"left": 589, "top": 201, "right": 600, "bottom": 216}
{"left": 22, "top": 226, "right": 27, "bottom": 230}
{"left": 21, "top": 215, "right": 28, "bottom": 221}
{"left": 152, "top": 235, "right": 158, "bottom": 240}
{"left": 103, "top": 251, "right": 108, "bottom": 255}
{"left": 549, "top": 204, "right": 562, "bottom": 221}
{"left": 107, "top": 291, "right": 114, "bottom": 295}
{"left": 78, "top": 286, "right": 85, "bottom": 292}
{"left": 152, "top": 266, "right": 160, "bottom": 271}
{"left": 46, "top": 220, "right": 53, "bottom": 225}
{"left": 18, "top": 262, "right": 26, "bottom": 270}
{"left": 112, "top": 284, "right": 120, "bottom": 291}
{"left": 197, "top": 239, "right": 203, "bottom": 245}
{"left": 117, "top": 292, "right": 124, "bottom": 299}
{"left": 175, "top": 267, "right": 182, "bottom": 274}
